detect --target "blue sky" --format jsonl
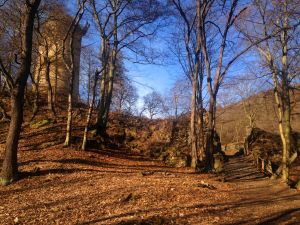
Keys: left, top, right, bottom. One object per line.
{"left": 71, "top": 0, "right": 184, "bottom": 103}
{"left": 80, "top": 29, "right": 181, "bottom": 105}
{"left": 68, "top": 0, "right": 269, "bottom": 110}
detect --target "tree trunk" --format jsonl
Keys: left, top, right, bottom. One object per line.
{"left": 205, "top": 95, "right": 216, "bottom": 170}
{"left": 62, "top": 5, "right": 85, "bottom": 146}
{"left": 44, "top": 58, "right": 56, "bottom": 118}
{"left": 31, "top": 55, "right": 42, "bottom": 120}
{"left": 1, "top": 90, "right": 24, "bottom": 184}
{"left": 197, "top": 106, "right": 204, "bottom": 161}
{"left": 31, "top": 78, "right": 40, "bottom": 120}
{"left": 97, "top": 4, "right": 118, "bottom": 135}
{"left": 96, "top": 72, "right": 107, "bottom": 135}
{"left": 63, "top": 43, "right": 75, "bottom": 147}
{"left": 190, "top": 77, "right": 198, "bottom": 169}
{"left": 196, "top": 54, "right": 205, "bottom": 161}
{"left": 281, "top": 3, "right": 290, "bottom": 182}
{"left": 53, "top": 47, "right": 59, "bottom": 105}
{"left": 101, "top": 62, "right": 115, "bottom": 131}
{"left": 96, "top": 40, "right": 116, "bottom": 136}
{"left": 82, "top": 71, "right": 99, "bottom": 150}
{"left": 96, "top": 37, "right": 109, "bottom": 135}
{"left": 1, "top": 0, "right": 41, "bottom": 185}
{"left": 64, "top": 92, "right": 73, "bottom": 146}
{"left": 282, "top": 102, "right": 291, "bottom": 182}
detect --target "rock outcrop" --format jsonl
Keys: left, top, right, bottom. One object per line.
{"left": 244, "top": 127, "right": 300, "bottom": 183}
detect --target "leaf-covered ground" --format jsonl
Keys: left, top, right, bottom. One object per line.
{"left": 0, "top": 120, "right": 300, "bottom": 225}
{"left": 0, "top": 145, "right": 300, "bottom": 225}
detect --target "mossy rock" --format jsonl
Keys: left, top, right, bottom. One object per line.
{"left": 30, "top": 119, "right": 50, "bottom": 129}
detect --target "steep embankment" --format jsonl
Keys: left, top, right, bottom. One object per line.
{"left": 217, "top": 88, "right": 300, "bottom": 145}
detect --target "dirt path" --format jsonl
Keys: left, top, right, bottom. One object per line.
{"left": 0, "top": 147, "right": 300, "bottom": 225}
{"left": 221, "top": 156, "right": 300, "bottom": 224}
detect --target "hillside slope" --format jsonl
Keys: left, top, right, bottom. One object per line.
{"left": 216, "top": 88, "right": 300, "bottom": 145}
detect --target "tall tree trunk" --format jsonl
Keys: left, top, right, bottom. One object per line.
{"left": 102, "top": 62, "right": 115, "bottom": 131}
{"left": 53, "top": 47, "right": 59, "bottom": 105}
{"left": 281, "top": 1, "right": 290, "bottom": 182}
{"left": 96, "top": 7, "right": 118, "bottom": 136}
{"left": 64, "top": 91, "right": 73, "bottom": 146}
{"left": 1, "top": 90, "right": 24, "bottom": 184}
{"left": 271, "top": 59, "right": 290, "bottom": 182}
{"left": 196, "top": 52, "right": 205, "bottom": 161}
{"left": 196, "top": 99, "right": 204, "bottom": 161}
{"left": 62, "top": 1, "right": 86, "bottom": 146}
{"left": 96, "top": 71, "right": 107, "bottom": 135}
{"left": 63, "top": 38, "right": 75, "bottom": 147}
{"left": 87, "top": 55, "right": 92, "bottom": 104}
{"left": 190, "top": 76, "right": 198, "bottom": 169}
{"left": 82, "top": 71, "right": 99, "bottom": 150}
{"left": 282, "top": 95, "right": 291, "bottom": 182}
{"left": 31, "top": 55, "right": 42, "bottom": 120}
{"left": 205, "top": 94, "right": 215, "bottom": 170}
{"left": 1, "top": 0, "right": 41, "bottom": 185}
{"left": 44, "top": 57, "right": 56, "bottom": 118}
{"left": 190, "top": 77, "right": 198, "bottom": 169}
{"left": 96, "top": 38, "right": 109, "bottom": 135}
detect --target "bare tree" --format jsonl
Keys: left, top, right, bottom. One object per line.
{"left": 142, "top": 91, "right": 165, "bottom": 119}
{"left": 170, "top": 0, "right": 206, "bottom": 169}
{"left": 90, "top": 0, "right": 162, "bottom": 135}
{"left": 168, "top": 78, "right": 191, "bottom": 119}
{"left": 0, "top": 0, "right": 41, "bottom": 185}
{"left": 36, "top": 32, "right": 57, "bottom": 117}
{"left": 111, "top": 76, "right": 138, "bottom": 114}
{"left": 81, "top": 47, "right": 98, "bottom": 105}
{"left": 193, "top": 0, "right": 266, "bottom": 170}
{"left": 62, "top": 0, "right": 88, "bottom": 147}
{"left": 81, "top": 69, "right": 101, "bottom": 150}
{"left": 238, "top": 0, "right": 300, "bottom": 182}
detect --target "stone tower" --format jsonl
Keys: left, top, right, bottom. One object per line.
{"left": 35, "top": 8, "right": 88, "bottom": 102}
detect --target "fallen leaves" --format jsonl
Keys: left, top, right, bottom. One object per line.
{"left": 1, "top": 119, "right": 300, "bottom": 224}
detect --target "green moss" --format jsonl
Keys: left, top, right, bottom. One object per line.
{"left": 30, "top": 119, "right": 50, "bottom": 129}
{"left": 0, "top": 177, "right": 13, "bottom": 186}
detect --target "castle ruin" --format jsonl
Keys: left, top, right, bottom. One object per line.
{"left": 34, "top": 8, "right": 87, "bottom": 102}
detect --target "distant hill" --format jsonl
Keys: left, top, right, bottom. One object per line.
{"left": 216, "top": 88, "right": 300, "bottom": 145}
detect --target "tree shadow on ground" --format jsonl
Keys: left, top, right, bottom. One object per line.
{"left": 77, "top": 156, "right": 300, "bottom": 225}
{"left": 78, "top": 196, "right": 300, "bottom": 225}
{"left": 224, "top": 156, "right": 267, "bottom": 182}
{"left": 222, "top": 208, "right": 300, "bottom": 225}
{"left": 115, "top": 216, "right": 168, "bottom": 225}
{"left": 18, "top": 157, "right": 192, "bottom": 177}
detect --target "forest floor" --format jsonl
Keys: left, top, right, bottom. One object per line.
{"left": 0, "top": 121, "right": 300, "bottom": 225}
